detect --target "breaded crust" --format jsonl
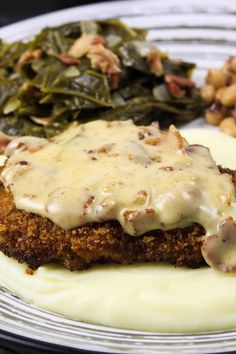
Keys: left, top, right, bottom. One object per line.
{"left": 0, "top": 166, "right": 235, "bottom": 271}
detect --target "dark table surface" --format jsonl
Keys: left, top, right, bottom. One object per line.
{"left": 0, "top": 329, "right": 102, "bottom": 354}
{"left": 0, "top": 0, "right": 118, "bottom": 27}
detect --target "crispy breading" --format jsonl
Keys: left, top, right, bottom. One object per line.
{"left": 0, "top": 166, "right": 235, "bottom": 271}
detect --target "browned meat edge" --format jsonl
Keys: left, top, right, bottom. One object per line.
{"left": 0, "top": 166, "right": 235, "bottom": 271}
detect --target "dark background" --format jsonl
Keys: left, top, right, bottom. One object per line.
{"left": 0, "top": 0, "right": 118, "bottom": 27}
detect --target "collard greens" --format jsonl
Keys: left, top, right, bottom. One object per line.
{"left": 0, "top": 19, "right": 203, "bottom": 137}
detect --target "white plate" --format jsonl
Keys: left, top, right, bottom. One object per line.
{"left": 0, "top": 1, "right": 236, "bottom": 353}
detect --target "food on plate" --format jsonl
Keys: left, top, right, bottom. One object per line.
{"left": 0, "top": 4, "right": 236, "bottom": 336}
{"left": 0, "top": 128, "right": 236, "bottom": 333}
{"left": 201, "top": 56, "right": 236, "bottom": 137}
{"left": 0, "top": 19, "right": 203, "bottom": 138}
{"left": 0, "top": 186, "right": 205, "bottom": 270}
{"left": 0, "top": 120, "right": 235, "bottom": 273}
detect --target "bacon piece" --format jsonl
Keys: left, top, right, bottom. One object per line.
{"left": 97, "top": 143, "right": 115, "bottom": 154}
{"left": 0, "top": 132, "right": 14, "bottom": 154}
{"left": 68, "top": 33, "right": 120, "bottom": 87}
{"left": 147, "top": 50, "right": 164, "bottom": 76}
{"left": 151, "top": 121, "right": 160, "bottom": 129}
{"left": 4, "top": 136, "right": 48, "bottom": 157}
{"left": 91, "top": 36, "right": 106, "bottom": 45}
{"left": 59, "top": 53, "right": 80, "bottom": 65}
{"left": 165, "top": 74, "right": 195, "bottom": 88}
{"left": 165, "top": 125, "right": 187, "bottom": 153}
{"left": 123, "top": 208, "right": 156, "bottom": 235}
{"left": 138, "top": 129, "right": 153, "bottom": 140}
{"left": 144, "top": 137, "right": 162, "bottom": 146}
{"left": 87, "top": 44, "right": 120, "bottom": 75}
{"left": 201, "top": 217, "right": 236, "bottom": 272}
{"left": 17, "top": 49, "right": 42, "bottom": 67}
{"left": 68, "top": 33, "right": 105, "bottom": 58}
{"left": 165, "top": 74, "right": 195, "bottom": 98}
{"left": 166, "top": 81, "right": 185, "bottom": 98}
{"left": 82, "top": 196, "right": 95, "bottom": 216}
{"left": 108, "top": 72, "right": 120, "bottom": 89}
{"left": 135, "top": 190, "right": 148, "bottom": 205}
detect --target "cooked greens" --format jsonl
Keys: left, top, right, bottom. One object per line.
{"left": 0, "top": 19, "right": 203, "bottom": 137}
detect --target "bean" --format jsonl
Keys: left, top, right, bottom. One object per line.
{"left": 219, "top": 117, "right": 236, "bottom": 137}
{"left": 206, "top": 110, "right": 223, "bottom": 125}
{"left": 229, "top": 57, "right": 236, "bottom": 74}
{"left": 206, "top": 69, "right": 226, "bottom": 89}
{"left": 215, "top": 87, "right": 226, "bottom": 100}
{"left": 201, "top": 85, "right": 215, "bottom": 104}
{"left": 221, "top": 63, "right": 230, "bottom": 77}
{"left": 219, "top": 84, "right": 236, "bottom": 106}
{"left": 229, "top": 74, "right": 236, "bottom": 85}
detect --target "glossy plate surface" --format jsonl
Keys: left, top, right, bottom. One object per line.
{"left": 0, "top": 0, "right": 236, "bottom": 353}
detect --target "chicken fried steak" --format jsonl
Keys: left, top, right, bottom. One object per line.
{"left": 0, "top": 167, "right": 235, "bottom": 271}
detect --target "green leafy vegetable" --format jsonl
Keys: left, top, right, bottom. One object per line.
{"left": 0, "top": 19, "right": 204, "bottom": 137}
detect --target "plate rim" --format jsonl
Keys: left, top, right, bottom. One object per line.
{"left": 1, "top": 0, "right": 236, "bottom": 41}
{"left": 0, "top": 1, "right": 236, "bottom": 353}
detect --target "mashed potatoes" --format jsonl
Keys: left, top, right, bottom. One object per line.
{"left": 0, "top": 129, "right": 236, "bottom": 333}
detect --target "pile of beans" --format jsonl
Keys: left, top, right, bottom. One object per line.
{"left": 201, "top": 56, "right": 236, "bottom": 137}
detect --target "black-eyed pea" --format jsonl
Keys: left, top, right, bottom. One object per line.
{"left": 229, "top": 73, "right": 236, "bottom": 85}
{"left": 216, "top": 87, "right": 226, "bottom": 100}
{"left": 229, "top": 57, "right": 236, "bottom": 74}
{"left": 219, "top": 117, "right": 236, "bottom": 137}
{"left": 206, "top": 69, "right": 226, "bottom": 89}
{"left": 201, "top": 85, "right": 215, "bottom": 104}
{"left": 219, "top": 84, "right": 236, "bottom": 106}
{"left": 231, "top": 106, "right": 236, "bottom": 119}
{"left": 221, "top": 62, "right": 230, "bottom": 75}
{"left": 206, "top": 110, "right": 223, "bottom": 125}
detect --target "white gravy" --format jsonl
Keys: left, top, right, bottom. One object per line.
{"left": 1, "top": 121, "right": 236, "bottom": 270}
